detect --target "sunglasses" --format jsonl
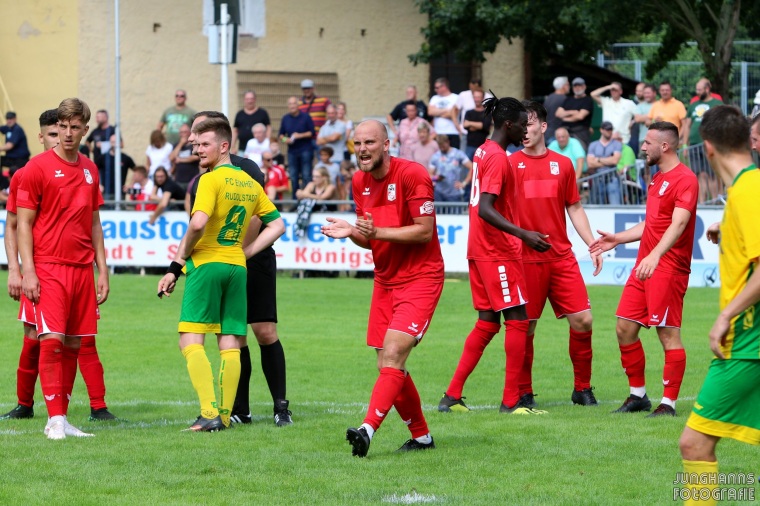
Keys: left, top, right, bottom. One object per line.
{"left": 263, "top": 158, "right": 273, "bottom": 161}
{"left": 176, "top": 94, "right": 186, "bottom": 98}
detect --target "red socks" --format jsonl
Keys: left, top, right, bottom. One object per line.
{"left": 61, "top": 345, "right": 80, "bottom": 413}
{"left": 39, "top": 339, "right": 64, "bottom": 417}
{"left": 363, "top": 367, "right": 406, "bottom": 431}
{"left": 569, "top": 329, "right": 593, "bottom": 390}
{"left": 503, "top": 319, "right": 529, "bottom": 408}
{"left": 518, "top": 332, "right": 535, "bottom": 396}
{"left": 393, "top": 372, "right": 429, "bottom": 439}
{"left": 446, "top": 319, "right": 500, "bottom": 398}
{"left": 16, "top": 336, "right": 40, "bottom": 407}
{"left": 663, "top": 348, "right": 686, "bottom": 401}
{"left": 79, "top": 335, "right": 107, "bottom": 409}
{"left": 619, "top": 340, "right": 646, "bottom": 388}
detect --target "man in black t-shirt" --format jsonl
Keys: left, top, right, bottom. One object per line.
{"left": 462, "top": 89, "right": 492, "bottom": 161}
{"left": 232, "top": 91, "right": 271, "bottom": 155}
{"left": 386, "top": 85, "right": 428, "bottom": 139}
{"left": 556, "top": 77, "right": 594, "bottom": 149}
{"left": 169, "top": 124, "right": 199, "bottom": 190}
{"left": 86, "top": 110, "right": 117, "bottom": 195}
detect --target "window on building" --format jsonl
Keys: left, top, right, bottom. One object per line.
{"left": 428, "top": 53, "right": 482, "bottom": 96}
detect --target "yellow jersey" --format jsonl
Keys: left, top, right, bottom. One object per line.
{"left": 719, "top": 165, "right": 760, "bottom": 359}
{"left": 191, "top": 164, "right": 280, "bottom": 268}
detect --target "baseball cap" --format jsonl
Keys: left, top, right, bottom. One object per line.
{"left": 300, "top": 79, "right": 315, "bottom": 88}
{"left": 600, "top": 121, "right": 614, "bottom": 130}
{"left": 5, "top": 111, "right": 16, "bottom": 119}
{"left": 572, "top": 77, "right": 585, "bottom": 86}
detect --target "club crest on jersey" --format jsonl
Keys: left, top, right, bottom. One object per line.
{"left": 550, "top": 161, "right": 559, "bottom": 175}
{"left": 420, "top": 201, "right": 434, "bottom": 215}
{"left": 659, "top": 181, "right": 669, "bottom": 195}
{"left": 83, "top": 169, "right": 93, "bottom": 185}
{"left": 387, "top": 183, "right": 396, "bottom": 201}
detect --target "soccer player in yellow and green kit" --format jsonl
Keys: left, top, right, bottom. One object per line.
{"left": 678, "top": 106, "right": 760, "bottom": 505}
{"left": 158, "top": 116, "right": 285, "bottom": 432}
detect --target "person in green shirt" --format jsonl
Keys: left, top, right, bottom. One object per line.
{"left": 682, "top": 79, "right": 723, "bottom": 203}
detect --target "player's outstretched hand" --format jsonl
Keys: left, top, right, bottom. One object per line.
{"left": 522, "top": 231, "right": 551, "bottom": 252}
{"left": 355, "top": 212, "right": 377, "bottom": 240}
{"left": 8, "top": 270, "right": 22, "bottom": 301}
{"left": 706, "top": 222, "right": 721, "bottom": 244}
{"left": 589, "top": 230, "right": 617, "bottom": 254}
{"left": 591, "top": 250, "right": 603, "bottom": 276}
{"left": 21, "top": 272, "right": 40, "bottom": 304}
{"left": 708, "top": 314, "right": 729, "bottom": 359}
{"left": 634, "top": 253, "right": 660, "bottom": 280}
{"left": 157, "top": 273, "right": 177, "bottom": 298}
{"left": 321, "top": 217, "right": 353, "bottom": 239}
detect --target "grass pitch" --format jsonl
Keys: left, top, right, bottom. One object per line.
{"left": 0, "top": 273, "right": 757, "bottom": 505}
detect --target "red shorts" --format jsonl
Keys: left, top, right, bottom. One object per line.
{"left": 35, "top": 263, "right": 98, "bottom": 337}
{"left": 366, "top": 281, "right": 443, "bottom": 349}
{"left": 616, "top": 268, "right": 688, "bottom": 328}
{"left": 18, "top": 294, "right": 36, "bottom": 326}
{"left": 468, "top": 259, "right": 527, "bottom": 312}
{"left": 524, "top": 256, "right": 591, "bottom": 320}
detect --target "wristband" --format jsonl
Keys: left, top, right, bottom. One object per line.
{"left": 167, "top": 261, "right": 184, "bottom": 279}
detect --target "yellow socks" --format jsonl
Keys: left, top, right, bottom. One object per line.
{"left": 182, "top": 344, "right": 219, "bottom": 420}
{"left": 681, "top": 460, "right": 718, "bottom": 506}
{"left": 218, "top": 349, "right": 241, "bottom": 427}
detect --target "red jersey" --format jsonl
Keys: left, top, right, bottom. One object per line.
{"left": 511, "top": 149, "right": 580, "bottom": 262}
{"left": 16, "top": 149, "right": 104, "bottom": 266}
{"left": 467, "top": 139, "right": 522, "bottom": 261}
{"left": 264, "top": 164, "right": 290, "bottom": 200}
{"left": 639, "top": 163, "right": 698, "bottom": 274}
{"left": 5, "top": 167, "right": 24, "bottom": 214}
{"left": 352, "top": 156, "right": 443, "bottom": 287}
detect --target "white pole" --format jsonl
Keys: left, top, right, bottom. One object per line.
{"left": 114, "top": 0, "right": 122, "bottom": 206}
{"left": 220, "top": 3, "right": 229, "bottom": 118}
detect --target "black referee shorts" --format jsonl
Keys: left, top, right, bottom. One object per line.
{"left": 246, "top": 246, "right": 278, "bottom": 324}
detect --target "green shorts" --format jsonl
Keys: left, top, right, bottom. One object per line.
{"left": 178, "top": 260, "right": 248, "bottom": 336}
{"left": 686, "top": 358, "right": 760, "bottom": 445}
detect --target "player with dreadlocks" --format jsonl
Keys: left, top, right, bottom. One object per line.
{"left": 438, "top": 93, "right": 552, "bottom": 414}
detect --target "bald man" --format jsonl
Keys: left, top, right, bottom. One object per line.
{"left": 322, "top": 120, "right": 444, "bottom": 457}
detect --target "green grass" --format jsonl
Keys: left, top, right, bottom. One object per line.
{"left": 0, "top": 273, "right": 757, "bottom": 505}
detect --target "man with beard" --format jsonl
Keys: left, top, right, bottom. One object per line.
{"left": 590, "top": 122, "right": 698, "bottom": 418}
{"left": 437, "top": 95, "right": 551, "bottom": 415}
{"left": 322, "top": 120, "right": 444, "bottom": 457}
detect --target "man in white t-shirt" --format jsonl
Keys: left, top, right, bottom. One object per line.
{"left": 428, "top": 77, "right": 460, "bottom": 148}
{"left": 591, "top": 82, "right": 637, "bottom": 144}
{"left": 243, "top": 123, "right": 270, "bottom": 165}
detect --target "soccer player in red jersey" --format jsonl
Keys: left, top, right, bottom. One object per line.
{"left": 438, "top": 95, "right": 552, "bottom": 415}
{"left": 510, "top": 101, "right": 603, "bottom": 407}
{"left": 591, "top": 122, "right": 698, "bottom": 417}
{"left": 322, "top": 120, "right": 444, "bottom": 457}
{"left": 2, "top": 109, "right": 118, "bottom": 423}
{"left": 16, "top": 98, "right": 110, "bottom": 439}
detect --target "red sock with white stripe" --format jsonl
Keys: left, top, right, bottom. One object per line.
{"left": 38, "top": 339, "right": 65, "bottom": 417}
{"left": 362, "top": 367, "right": 406, "bottom": 432}
{"left": 446, "top": 319, "right": 500, "bottom": 398}
{"left": 662, "top": 348, "right": 686, "bottom": 407}
{"left": 569, "top": 329, "right": 593, "bottom": 390}
{"left": 503, "top": 319, "right": 529, "bottom": 408}
{"left": 619, "top": 340, "right": 646, "bottom": 395}
{"left": 16, "top": 336, "right": 40, "bottom": 407}
{"left": 78, "top": 336, "right": 107, "bottom": 410}
{"left": 393, "top": 372, "right": 429, "bottom": 439}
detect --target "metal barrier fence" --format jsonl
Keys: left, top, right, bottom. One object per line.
{"left": 577, "top": 165, "right": 647, "bottom": 206}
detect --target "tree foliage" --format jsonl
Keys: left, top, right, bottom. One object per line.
{"left": 411, "top": 0, "right": 760, "bottom": 97}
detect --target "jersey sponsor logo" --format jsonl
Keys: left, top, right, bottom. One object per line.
{"left": 55, "top": 170, "right": 65, "bottom": 178}
{"left": 419, "top": 201, "right": 434, "bottom": 215}
{"left": 387, "top": 183, "right": 396, "bottom": 202}
{"left": 83, "top": 169, "right": 93, "bottom": 185}
{"left": 362, "top": 187, "right": 370, "bottom": 196}
{"left": 517, "top": 162, "right": 526, "bottom": 169}
{"left": 659, "top": 181, "right": 669, "bottom": 195}
{"left": 550, "top": 161, "right": 559, "bottom": 175}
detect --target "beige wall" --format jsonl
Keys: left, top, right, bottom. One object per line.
{"left": 482, "top": 38, "right": 525, "bottom": 99}
{"left": 0, "top": 0, "right": 79, "bottom": 155}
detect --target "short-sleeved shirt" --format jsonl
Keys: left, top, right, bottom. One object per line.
{"left": 6, "top": 167, "right": 24, "bottom": 213}
{"left": 0, "top": 124, "right": 30, "bottom": 158}
{"left": 717, "top": 166, "right": 760, "bottom": 360}
{"left": 635, "top": 101, "right": 653, "bottom": 142}
{"left": 86, "top": 125, "right": 116, "bottom": 169}
{"left": 599, "top": 96, "right": 637, "bottom": 144}
{"left": 543, "top": 93, "right": 567, "bottom": 140}
{"left": 172, "top": 142, "right": 199, "bottom": 184}
{"left": 587, "top": 139, "right": 622, "bottom": 174}
{"left": 298, "top": 96, "right": 331, "bottom": 133}
{"left": 16, "top": 150, "right": 103, "bottom": 266}
{"left": 429, "top": 93, "right": 459, "bottom": 135}
{"left": 686, "top": 98, "right": 723, "bottom": 145}
{"left": 191, "top": 164, "right": 280, "bottom": 269}
{"left": 560, "top": 95, "right": 594, "bottom": 132}
{"left": 233, "top": 107, "right": 271, "bottom": 152}
{"left": 648, "top": 99, "right": 687, "bottom": 132}
{"left": 409, "top": 140, "right": 439, "bottom": 169}
{"left": 155, "top": 178, "right": 186, "bottom": 201}
{"left": 159, "top": 106, "right": 196, "bottom": 146}
{"left": 352, "top": 157, "right": 443, "bottom": 287}
{"left": 264, "top": 164, "right": 290, "bottom": 200}
{"left": 617, "top": 144, "right": 637, "bottom": 180}
{"left": 468, "top": 139, "right": 521, "bottom": 261}
{"left": 511, "top": 149, "right": 580, "bottom": 262}
{"left": 463, "top": 109, "right": 492, "bottom": 148}
{"left": 317, "top": 119, "right": 347, "bottom": 163}
{"left": 278, "top": 112, "right": 315, "bottom": 154}
{"left": 548, "top": 138, "right": 586, "bottom": 172}
{"left": 430, "top": 147, "right": 470, "bottom": 201}
{"left": 638, "top": 163, "right": 698, "bottom": 275}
